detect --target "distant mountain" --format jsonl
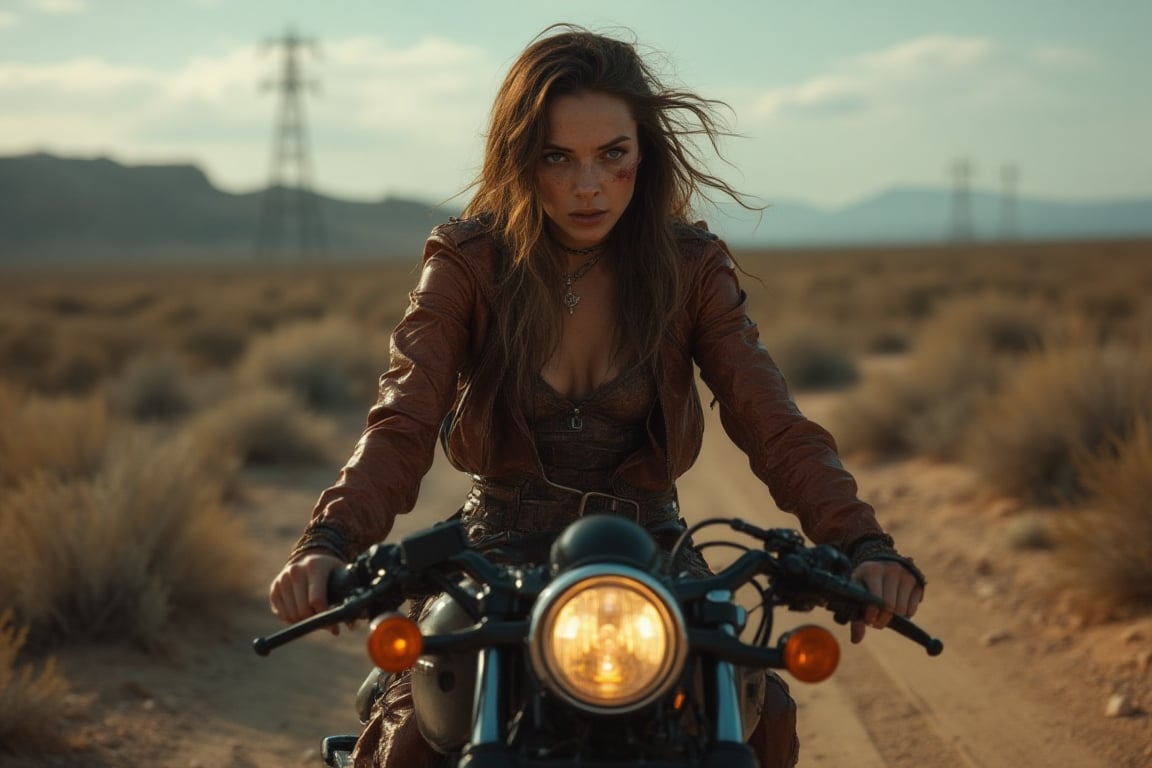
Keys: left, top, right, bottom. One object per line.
{"left": 0, "top": 153, "right": 458, "bottom": 265}
{"left": 711, "top": 187, "right": 1152, "bottom": 247}
{"left": 1, "top": 153, "right": 1149, "bottom": 265}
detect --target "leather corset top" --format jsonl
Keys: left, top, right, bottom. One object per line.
{"left": 528, "top": 363, "right": 656, "bottom": 493}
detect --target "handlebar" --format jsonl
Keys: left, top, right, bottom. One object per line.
{"left": 254, "top": 518, "right": 943, "bottom": 660}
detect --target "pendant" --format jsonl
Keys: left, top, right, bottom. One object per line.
{"left": 563, "top": 284, "right": 580, "bottom": 315}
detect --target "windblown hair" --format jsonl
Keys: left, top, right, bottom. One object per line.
{"left": 463, "top": 24, "right": 747, "bottom": 399}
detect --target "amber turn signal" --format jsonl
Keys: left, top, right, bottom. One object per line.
{"left": 366, "top": 613, "right": 424, "bottom": 672}
{"left": 781, "top": 624, "right": 840, "bottom": 683}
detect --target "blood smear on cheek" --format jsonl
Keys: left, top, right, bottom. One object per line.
{"left": 614, "top": 162, "right": 638, "bottom": 183}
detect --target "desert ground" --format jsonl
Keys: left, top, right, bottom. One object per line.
{"left": 2, "top": 241, "right": 1150, "bottom": 767}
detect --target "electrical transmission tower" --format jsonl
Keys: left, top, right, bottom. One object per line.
{"left": 255, "top": 26, "right": 326, "bottom": 260}
{"left": 999, "top": 164, "right": 1019, "bottom": 240}
{"left": 949, "top": 157, "right": 975, "bottom": 242}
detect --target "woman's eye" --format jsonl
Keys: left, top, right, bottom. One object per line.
{"left": 543, "top": 152, "right": 567, "bottom": 164}
{"left": 604, "top": 148, "right": 625, "bottom": 161}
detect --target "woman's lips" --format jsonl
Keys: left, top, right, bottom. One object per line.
{"left": 569, "top": 209, "right": 608, "bottom": 226}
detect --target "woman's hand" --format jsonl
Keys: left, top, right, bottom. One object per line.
{"left": 269, "top": 552, "right": 345, "bottom": 633}
{"left": 849, "top": 559, "right": 924, "bottom": 644}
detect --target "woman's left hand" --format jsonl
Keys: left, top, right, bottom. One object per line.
{"left": 849, "top": 559, "right": 924, "bottom": 644}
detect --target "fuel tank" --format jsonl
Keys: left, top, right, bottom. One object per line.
{"left": 410, "top": 577, "right": 482, "bottom": 753}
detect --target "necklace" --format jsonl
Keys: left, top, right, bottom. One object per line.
{"left": 561, "top": 251, "right": 601, "bottom": 315}
{"left": 558, "top": 242, "right": 603, "bottom": 256}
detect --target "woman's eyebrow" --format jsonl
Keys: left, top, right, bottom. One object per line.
{"left": 541, "top": 135, "right": 634, "bottom": 153}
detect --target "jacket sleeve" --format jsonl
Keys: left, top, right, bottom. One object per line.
{"left": 288, "top": 235, "right": 476, "bottom": 561}
{"left": 689, "top": 237, "right": 888, "bottom": 552}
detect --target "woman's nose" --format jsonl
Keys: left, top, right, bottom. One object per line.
{"left": 573, "top": 162, "right": 601, "bottom": 196}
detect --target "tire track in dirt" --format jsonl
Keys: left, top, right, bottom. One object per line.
{"left": 844, "top": 623, "right": 1111, "bottom": 768}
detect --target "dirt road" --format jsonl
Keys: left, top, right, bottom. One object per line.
{"left": 675, "top": 394, "right": 1148, "bottom": 767}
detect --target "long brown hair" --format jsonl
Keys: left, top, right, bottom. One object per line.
{"left": 463, "top": 24, "right": 748, "bottom": 399}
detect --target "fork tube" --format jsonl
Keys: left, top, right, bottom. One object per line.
{"left": 707, "top": 641, "right": 746, "bottom": 742}
{"left": 704, "top": 590, "right": 747, "bottom": 743}
{"left": 470, "top": 647, "right": 504, "bottom": 745}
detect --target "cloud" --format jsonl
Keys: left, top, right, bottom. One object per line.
{"left": 322, "top": 37, "right": 492, "bottom": 137}
{"left": 1029, "top": 45, "right": 1103, "bottom": 71}
{"left": 0, "top": 58, "right": 161, "bottom": 95}
{"left": 856, "top": 34, "right": 996, "bottom": 73}
{"left": 25, "top": 0, "right": 87, "bottom": 13}
{"left": 0, "top": 11, "right": 18, "bottom": 27}
{"left": 0, "top": 34, "right": 497, "bottom": 198}
{"left": 748, "top": 35, "right": 1002, "bottom": 121}
{"left": 750, "top": 76, "right": 869, "bottom": 119}
{"left": 743, "top": 34, "right": 1108, "bottom": 125}
{"left": 721, "top": 34, "right": 1130, "bottom": 206}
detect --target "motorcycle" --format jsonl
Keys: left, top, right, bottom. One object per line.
{"left": 254, "top": 514, "right": 943, "bottom": 768}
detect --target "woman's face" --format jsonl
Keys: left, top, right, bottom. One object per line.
{"left": 536, "top": 91, "right": 641, "bottom": 250}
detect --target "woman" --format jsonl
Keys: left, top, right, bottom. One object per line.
{"left": 269, "top": 24, "right": 925, "bottom": 768}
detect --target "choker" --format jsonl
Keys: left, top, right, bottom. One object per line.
{"left": 557, "top": 242, "right": 604, "bottom": 256}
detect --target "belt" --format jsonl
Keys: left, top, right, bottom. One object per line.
{"left": 459, "top": 476, "right": 682, "bottom": 545}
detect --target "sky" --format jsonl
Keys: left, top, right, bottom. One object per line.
{"left": 1, "top": 0, "right": 1150, "bottom": 211}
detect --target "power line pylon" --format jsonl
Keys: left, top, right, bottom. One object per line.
{"left": 949, "top": 157, "right": 975, "bottom": 242}
{"left": 999, "top": 164, "right": 1019, "bottom": 241}
{"left": 255, "top": 26, "right": 326, "bottom": 261}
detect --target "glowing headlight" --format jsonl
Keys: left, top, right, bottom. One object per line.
{"left": 528, "top": 565, "right": 687, "bottom": 713}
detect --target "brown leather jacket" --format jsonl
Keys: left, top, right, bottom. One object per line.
{"left": 290, "top": 216, "right": 888, "bottom": 562}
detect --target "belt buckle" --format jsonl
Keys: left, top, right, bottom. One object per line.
{"left": 576, "top": 492, "right": 640, "bottom": 524}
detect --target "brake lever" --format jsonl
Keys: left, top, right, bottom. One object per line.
{"left": 884, "top": 614, "right": 945, "bottom": 656}
{"left": 253, "top": 591, "right": 375, "bottom": 656}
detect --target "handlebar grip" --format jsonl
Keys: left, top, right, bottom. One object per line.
{"left": 327, "top": 561, "right": 364, "bottom": 605}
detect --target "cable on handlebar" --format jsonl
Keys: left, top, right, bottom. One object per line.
{"left": 666, "top": 517, "right": 741, "bottom": 576}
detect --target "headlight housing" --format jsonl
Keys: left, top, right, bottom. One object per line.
{"left": 528, "top": 565, "right": 687, "bottom": 714}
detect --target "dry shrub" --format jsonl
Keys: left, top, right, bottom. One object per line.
{"left": 1062, "top": 268, "right": 1150, "bottom": 343}
{"left": 863, "top": 327, "right": 912, "bottom": 355}
{"left": 40, "top": 319, "right": 150, "bottom": 395}
{"left": 0, "top": 382, "right": 110, "bottom": 489}
{"left": 1111, "top": 299, "right": 1152, "bottom": 346}
{"left": 0, "top": 384, "right": 252, "bottom": 645}
{"left": 827, "top": 360, "right": 997, "bottom": 459}
{"left": 823, "top": 369, "right": 917, "bottom": 457}
{"left": 343, "top": 268, "right": 416, "bottom": 330}
{"left": 236, "top": 316, "right": 385, "bottom": 411}
{"left": 191, "top": 387, "right": 337, "bottom": 466}
{"left": 0, "top": 610, "right": 70, "bottom": 755}
{"left": 763, "top": 323, "right": 859, "bottom": 391}
{"left": 0, "top": 431, "right": 250, "bottom": 644}
{"left": 178, "top": 318, "right": 250, "bottom": 369}
{"left": 1051, "top": 420, "right": 1152, "bottom": 612}
{"left": 105, "top": 352, "right": 202, "bottom": 422}
{"left": 886, "top": 277, "right": 958, "bottom": 321}
{"left": 964, "top": 341, "right": 1152, "bottom": 505}
{"left": 917, "top": 291, "right": 1051, "bottom": 357}
{"left": 796, "top": 269, "right": 861, "bottom": 327}
{"left": 827, "top": 293, "right": 1045, "bottom": 460}
{"left": 0, "top": 319, "right": 56, "bottom": 376}
{"left": 0, "top": 316, "right": 148, "bottom": 395}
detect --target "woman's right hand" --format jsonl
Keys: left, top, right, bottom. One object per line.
{"left": 268, "top": 552, "right": 344, "bottom": 628}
